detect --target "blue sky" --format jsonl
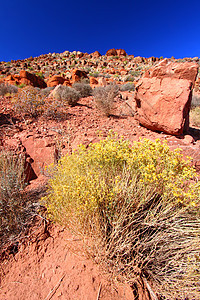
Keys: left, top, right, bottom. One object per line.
{"left": 1, "top": 0, "right": 200, "bottom": 61}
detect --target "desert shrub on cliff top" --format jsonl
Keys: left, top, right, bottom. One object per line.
{"left": 42, "top": 134, "right": 200, "bottom": 298}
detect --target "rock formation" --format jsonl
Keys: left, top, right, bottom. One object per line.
{"left": 135, "top": 60, "right": 199, "bottom": 135}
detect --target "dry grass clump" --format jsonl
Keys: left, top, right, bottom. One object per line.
{"left": 190, "top": 107, "right": 200, "bottom": 127}
{"left": 12, "top": 86, "right": 68, "bottom": 120}
{"left": 190, "top": 94, "right": 200, "bottom": 127}
{"left": 42, "top": 134, "right": 200, "bottom": 299}
{"left": 72, "top": 82, "right": 92, "bottom": 98}
{"left": 0, "top": 151, "right": 37, "bottom": 248}
{"left": 13, "top": 86, "right": 45, "bottom": 118}
{"left": 93, "top": 83, "right": 119, "bottom": 116}
{"left": 0, "top": 82, "right": 18, "bottom": 96}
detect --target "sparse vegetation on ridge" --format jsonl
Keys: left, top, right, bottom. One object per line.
{"left": 42, "top": 134, "right": 200, "bottom": 299}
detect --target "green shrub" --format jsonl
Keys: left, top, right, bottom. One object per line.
{"left": 42, "top": 135, "right": 200, "bottom": 299}
{"left": 93, "top": 83, "right": 119, "bottom": 116}
{"left": 124, "top": 75, "right": 135, "bottom": 82}
{"left": 89, "top": 71, "right": 99, "bottom": 78}
{"left": 72, "top": 82, "right": 92, "bottom": 98}
{"left": 17, "top": 83, "right": 26, "bottom": 89}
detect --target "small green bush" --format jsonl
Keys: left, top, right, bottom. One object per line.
{"left": 42, "top": 135, "right": 200, "bottom": 299}
{"left": 124, "top": 75, "right": 135, "bottom": 82}
{"left": 89, "top": 71, "right": 99, "bottom": 78}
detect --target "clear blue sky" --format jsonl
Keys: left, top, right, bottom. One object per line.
{"left": 1, "top": 0, "right": 200, "bottom": 62}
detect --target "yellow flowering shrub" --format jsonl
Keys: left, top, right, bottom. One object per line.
{"left": 43, "top": 134, "right": 199, "bottom": 225}
{"left": 42, "top": 134, "right": 200, "bottom": 298}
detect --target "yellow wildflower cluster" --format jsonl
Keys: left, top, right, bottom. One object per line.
{"left": 42, "top": 133, "right": 199, "bottom": 225}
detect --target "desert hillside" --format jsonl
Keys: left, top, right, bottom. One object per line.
{"left": 0, "top": 49, "right": 200, "bottom": 300}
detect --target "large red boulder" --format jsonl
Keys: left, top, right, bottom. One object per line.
{"left": 91, "top": 51, "right": 101, "bottom": 58}
{"left": 116, "top": 49, "right": 127, "bottom": 56}
{"left": 21, "top": 135, "right": 56, "bottom": 177}
{"left": 135, "top": 60, "right": 199, "bottom": 135}
{"left": 106, "top": 49, "right": 117, "bottom": 56}
{"left": 20, "top": 70, "right": 47, "bottom": 88}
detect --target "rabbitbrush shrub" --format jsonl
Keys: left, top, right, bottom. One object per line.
{"left": 42, "top": 134, "right": 200, "bottom": 299}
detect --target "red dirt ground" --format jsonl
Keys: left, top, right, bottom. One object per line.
{"left": 0, "top": 92, "right": 200, "bottom": 299}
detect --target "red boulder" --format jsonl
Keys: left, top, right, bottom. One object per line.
{"left": 135, "top": 60, "right": 199, "bottom": 135}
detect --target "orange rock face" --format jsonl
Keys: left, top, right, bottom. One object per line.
{"left": 71, "top": 69, "right": 88, "bottom": 84}
{"left": 47, "top": 75, "right": 70, "bottom": 87}
{"left": 106, "top": 48, "right": 118, "bottom": 56}
{"left": 19, "top": 70, "right": 47, "bottom": 88}
{"left": 144, "top": 59, "right": 198, "bottom": 87}
{"left": 91, "top": 51, "right": 101, "bottom": 58}
{"left": 3, "top": 71, "right": 47, "bottom": 88}
{"left": 90, "top": 77, "right": 98, "bottom": 85}
{"left": 116, "top": 49, "right": 127, "bottom": 56}
{"left": 135, "top": 60, "right": 199, "bottom": 135}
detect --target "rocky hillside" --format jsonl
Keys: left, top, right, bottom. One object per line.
{"left": 0, "top": 49, "right": 200, "bottom": 300}
{"left": 1, "top": 48, "right": 200, "bottom": 90}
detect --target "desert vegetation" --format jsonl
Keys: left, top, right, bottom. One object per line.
{"left": 190, "top": 94, "right": 200, "bottom": 127}
{"left": 0, "top": 151, "right": 39, "bottom": 249}
{"left": 0, "top": 50, "right": 200, "bottom": 299}
{"left": 93, "top": 83, "right": 119, "bottom": 116}
{"left": 42, "top": 134, "right": 200, "bottom": 299}
{"left": 0, "top": 82, "right": 18, "bottom": 96}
